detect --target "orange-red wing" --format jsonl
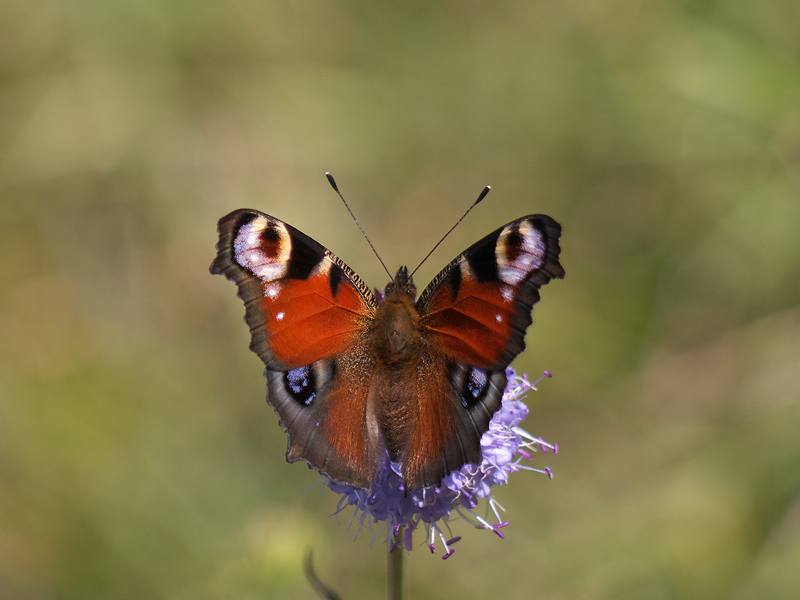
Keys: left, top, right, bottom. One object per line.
{"left": 210, "top": 209, "right": 378, "bottom": 370}
{"left": 399, "top": 350, "right": 509, "bottom": 489}
{"left": 417, "top": 215, "right": 565, "bottom": 370}
{"left": 265, "top": 343, "right": 382, "bottom": 490}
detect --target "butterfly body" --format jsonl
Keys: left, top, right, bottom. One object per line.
{"left": 370, "top": 271, "right": 420, "bottom": 366}
{"left": 211, "top": 207, "right": 564, "bottom": 490}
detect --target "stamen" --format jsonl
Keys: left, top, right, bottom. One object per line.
{"left": 432, "top": 523, "right": 456, "bottom": 559}
{"left": 302, "top": 476, "right": 327, "bottom": 496}
{"left": 488, "top": 499, "right": 505, "bottom": 523}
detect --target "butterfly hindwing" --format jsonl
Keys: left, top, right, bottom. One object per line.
{"left": 401, "top": 357, "right": 508, "bottom": 488}
{"left": 265, "top": 344, "right": 381, "bottom": 489}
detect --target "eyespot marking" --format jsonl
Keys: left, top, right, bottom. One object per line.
{"left": 284, "top": 365, "right": 317, "bottom": 405}
{"left": 459, "top": 367, "right": 492, "bottom": 408}
{"left": 497, "top": 220, "right": 545, "bottom": 286}
{"left": 233, "top": 216, "right": 291, "bottom": 282}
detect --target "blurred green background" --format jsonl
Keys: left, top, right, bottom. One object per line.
{"left": 2, "top": 1, "right": 799, "bottom": 598}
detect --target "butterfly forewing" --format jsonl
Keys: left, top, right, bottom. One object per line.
{"left": 417, "top": 215, "right": 565, "bottom": 370}
{"left": 211, "top": 209, "right": 377, "bottom": 369}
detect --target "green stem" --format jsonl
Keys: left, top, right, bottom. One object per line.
{"left": 387, "top": 528, "right": 404, "bottom": 600}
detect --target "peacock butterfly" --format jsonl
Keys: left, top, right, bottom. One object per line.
{"left": 210, "top": 196, "right": 564, "bottom": 490}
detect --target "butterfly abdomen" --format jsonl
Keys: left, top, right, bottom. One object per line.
{"left": 367, "top": 283, "right": 424, "bottom": 463}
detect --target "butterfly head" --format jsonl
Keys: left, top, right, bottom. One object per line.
{"left": 383, "top": 266, "right": 417, "bottom": 302}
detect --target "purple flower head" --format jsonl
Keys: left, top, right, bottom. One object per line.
{"left": 319, "top": 367, "right": 556, "bottom": 559}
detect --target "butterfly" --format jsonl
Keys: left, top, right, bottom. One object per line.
{"left": 210, "top": 203, "right": 564, "bottom": 490}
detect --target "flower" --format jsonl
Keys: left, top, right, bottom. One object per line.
{"left": 321, "top": 367, "right": 557, "bottom": 559}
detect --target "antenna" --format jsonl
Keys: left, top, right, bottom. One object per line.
{"left": 410, "top": 185, "right": 491, "bottom": 277}
{"left": 326, "top": 173, "right": 393, "bottom": 280}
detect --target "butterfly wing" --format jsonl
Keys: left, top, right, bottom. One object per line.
{"left": 400, "top": 355, "right": 509, "bottom": 488}
{"left": 402, "top": 214, "right": 564, "bottom": 487}
{"left": 211, "top": 209, "right": 378, "bottom": 369}
{"left": 418, "top": 214, "right": 564, "bottom": 369}
{"left": 264, "top": 346, "right": 382, "bottom": 489}
{"left": 210, "top": 209, "right": 382, "bottom": 487}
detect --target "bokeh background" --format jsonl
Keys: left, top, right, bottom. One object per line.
{"left": 2, "top": 1, "right": 799, "bottom": 599}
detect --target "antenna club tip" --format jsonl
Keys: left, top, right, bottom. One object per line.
{"left": 476, "top": 185, "right": 491, "bottom": 204}
{"left": 325, "top": 172, "right": 340, "bottom": 193}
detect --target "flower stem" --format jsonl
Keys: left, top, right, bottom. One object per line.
{"left": 387, "top": 528, "right": 404, "bottom": 600}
